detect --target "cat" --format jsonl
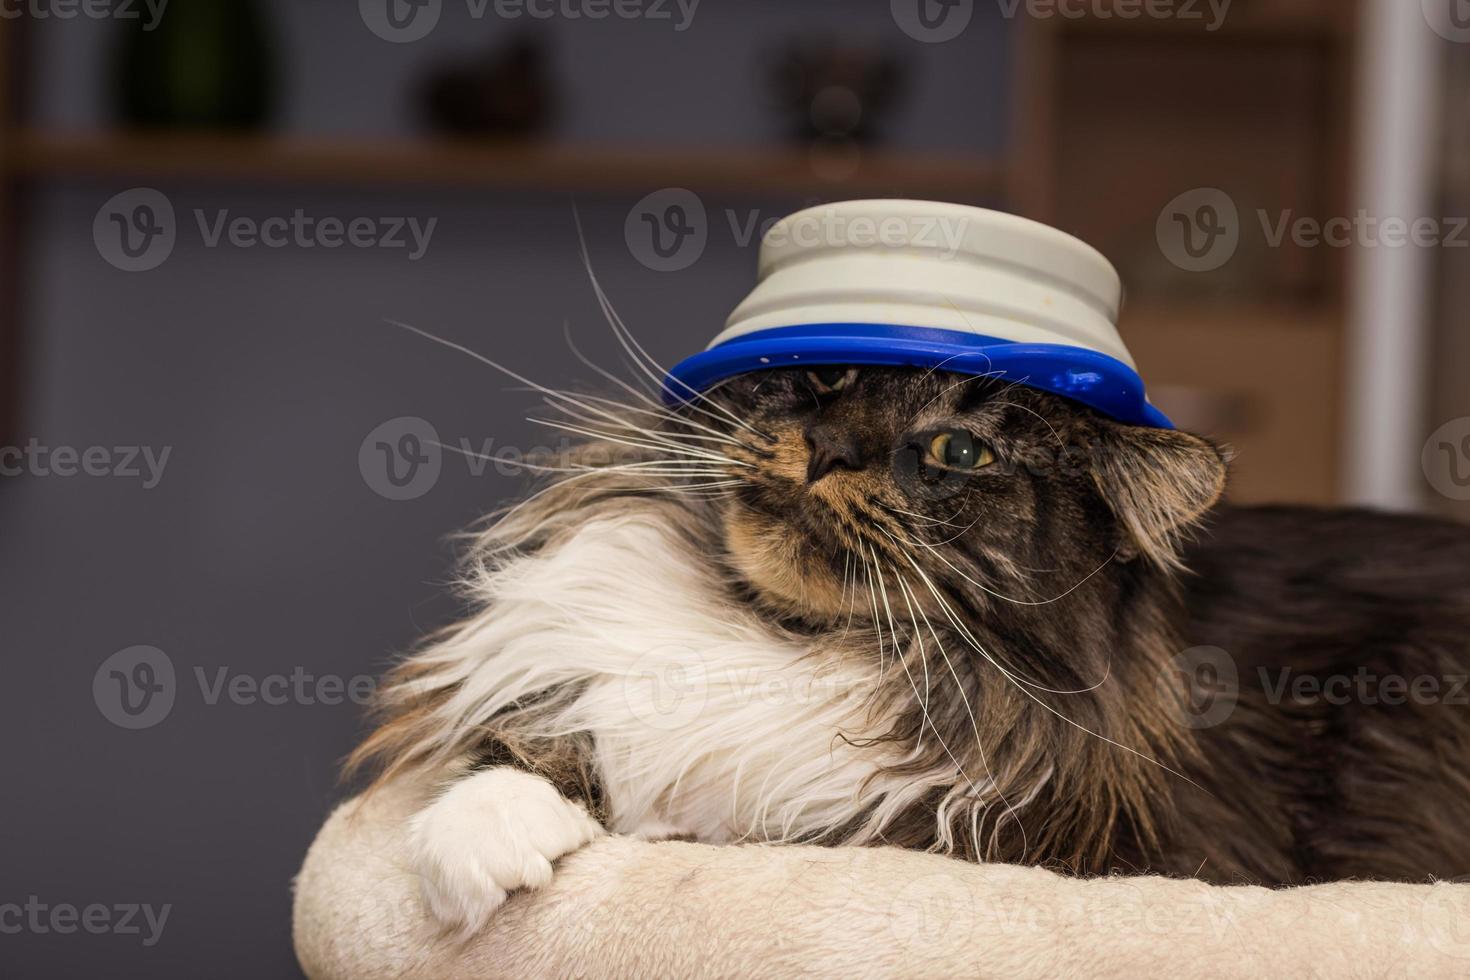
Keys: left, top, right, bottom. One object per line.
{"left": 347, "top": 363, "right": 1470, "bottom": 935}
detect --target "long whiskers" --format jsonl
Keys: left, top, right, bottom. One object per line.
{"left": 879, "top": 529, "right": 1205, "bottom": 796}
{"left": 882, "top": 549, "right": 1031, "bottom": 860}
{"left": 904, "top": 523, "right": 1123, "bottom": 609}
{"left": 569, "top": 206, "right": 772, "bottom": 444}
{"left": 875, "top": 525, "right": 1110, "bottom": 696}
{"left": 433, "top": 442, "right": 740, "bottom": 526}
{"left": 383, "top": 319, "right": 759, "bottom": 513}
{"left": 526, "top": 417, "right": 752, "bottom": 468}
{"left": 555, "top": 322, "right": 755, "bottom": 448}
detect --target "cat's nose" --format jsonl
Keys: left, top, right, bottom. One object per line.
{"left": 804, "top": 423, "right": 864, "bottom": 483}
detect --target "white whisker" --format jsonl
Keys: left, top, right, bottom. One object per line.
{"left": 881, "top": 529, "right": 1201, "bottom": 794}
{"left": 569, "top": 206, "right": 771, "bottom": 442}
{"left": 886, "top": 556, "right": 1029, "bottom": 859}
{"left": 527, "top": 417, "right": 748, "bottom": 468}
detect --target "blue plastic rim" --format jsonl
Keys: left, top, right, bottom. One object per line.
{"left": 663, "top": 323, "right": 1173, "bottom": 429}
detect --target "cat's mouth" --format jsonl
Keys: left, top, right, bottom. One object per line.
{"left": 720, "top": 493, "right": 858, "bottom": 617}
{"left": 720, "top": 468, "right": 905, "bottom": 623}
{"left": 717, "top": 421, "right": 933, "bottom": 622}
{"left": 721, "top": 500, "right": 855, "bottom": 621}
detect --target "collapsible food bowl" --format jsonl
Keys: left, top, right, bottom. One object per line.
{"left": 664, "top": 199, "right": 1170, "bottom": 428}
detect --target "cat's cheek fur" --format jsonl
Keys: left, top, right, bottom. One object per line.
{"left": 407, "top": 767, "right": 604, "bottom": 936}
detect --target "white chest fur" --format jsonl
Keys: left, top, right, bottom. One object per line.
{"left": 422, "top": 512, "right": 935, "bottom": 845}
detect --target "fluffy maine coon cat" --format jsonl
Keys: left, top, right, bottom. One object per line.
{"left": 348, "top": 361, "right": 1470, "bottom": 935}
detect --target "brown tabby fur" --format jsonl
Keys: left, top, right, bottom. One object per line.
{"left": 351, "top": 367, "right": 1470, "bottom": 886}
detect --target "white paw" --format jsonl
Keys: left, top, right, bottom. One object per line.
{"left": 408, "top": 767, "right": 603, "bottom": 936}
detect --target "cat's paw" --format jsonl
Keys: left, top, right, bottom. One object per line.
{"left": 407, "top": 767, "right": 604, "bottom": 936}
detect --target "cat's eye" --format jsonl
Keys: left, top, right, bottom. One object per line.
{"left": 929, "top": 430, "right": 994, "bottom": 470}
{"left": 806, "top": 367, "right": 857, "bottom": 394}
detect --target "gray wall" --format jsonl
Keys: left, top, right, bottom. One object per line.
{"left": 2, "top": 3, "right": 1012, "bottom": 976}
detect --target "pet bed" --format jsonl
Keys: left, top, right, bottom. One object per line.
{"left": 292, "top": 771, "right": 1470, "bottom": 979}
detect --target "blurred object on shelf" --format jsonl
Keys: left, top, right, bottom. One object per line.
{"left": 766, "top": 40, "right": 905, "bottom": 150}
{"left": 112, "top": 0, "right": 279, "bottom": 130}
{"left": 419, "top": 34, "right": 555, "bottom": 139}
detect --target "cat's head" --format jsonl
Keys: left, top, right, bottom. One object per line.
{"left": 701, "top": 366, "right": 1227, "bottom": 624}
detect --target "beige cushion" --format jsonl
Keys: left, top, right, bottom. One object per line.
{"left": 293, "top": 774, "right": 1470, "bottom": 979}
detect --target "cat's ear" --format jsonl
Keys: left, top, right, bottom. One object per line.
{"left": 1086, "top": 422, "right": 1228, "bottom": 568}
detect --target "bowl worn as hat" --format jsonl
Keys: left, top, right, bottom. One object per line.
{"left": 664, "top": 199, "right": 1171, "bottom": 429}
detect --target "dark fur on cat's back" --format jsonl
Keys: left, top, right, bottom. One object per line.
{"left": 1180, "top": 507, "right": 1470, "bottom": 883}
{"left": 716, "top": 366, "right": 1470, "bottom": 885}
{"left": 355, "top": 364, "right": 1470, "bottom": 887}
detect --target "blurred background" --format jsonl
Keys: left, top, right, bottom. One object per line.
{"left": 2, "top": 0, "right": 1468, "bottom": 975}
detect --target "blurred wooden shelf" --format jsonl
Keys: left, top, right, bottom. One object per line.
{"left": 6, "top": 131, "right": 1009, "bottom": 199}
{"left": 1121, "top": 301, "right": 1343, "bottom": 332}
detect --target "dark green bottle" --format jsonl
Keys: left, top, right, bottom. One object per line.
{"left": 113, "top": 0, "right": 278, "bottom": 130}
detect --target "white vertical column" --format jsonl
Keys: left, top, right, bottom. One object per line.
{"left": 1343, "top": 0, "right": 1444, "bottom": 510}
